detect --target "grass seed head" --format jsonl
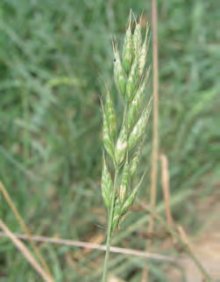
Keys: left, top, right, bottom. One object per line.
{"left": 101, "top": 13, "right": 151, "bottom": 234}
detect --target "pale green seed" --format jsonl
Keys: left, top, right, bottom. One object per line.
{"left": 128, "top": 99, "right": 152, "bottom": 150}
{"left": 105, "top": 90, "right": 117, "bottom": 140}
{"left": 130, "top": 145, "right": 142, "bottom": 176}
{"left": 115, "top": 126, "right": 128, "bottom": 165}
{"left": 119, "top": 159, "right": 129, "bottom": 204}
{"left": 113, "top": 45, "right": 126, "bottom": 97}
{"left": 111, "top": 199, "right": 122, "bottom": 232}
{"left": 127, "top": 80, "right": 146, "bottom": 131}
{"left": 139, "top": 25, "right": 149, "bottom": 77}
{"left": 133, "top": 22, "right": 142, "bottom": 55}
{"left": 121, "top": 184, "right": 139, "bottom": 215}
{"left": 103, "top": 110, "right": 114, "bottom": 161}
{"left": 122, "top": 18, "right": 134, "bottom": 74}
{"left": 126, "top": 58, "right": 139, "bottom": 101}
{"left": 101, "top": 157, "right": 113, "bottom": 209}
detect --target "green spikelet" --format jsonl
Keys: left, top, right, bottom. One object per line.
{"left": 127, "top": 80, "right": 146, "bottom": 131}
{"left": 121, "top": 184, "right": 139, "bottom": 215}
{"left": 126, "top": 58, "right": 140, "bottom": 101}
{"left": 138, "top": 25, "right": 149, "bottom": 77}
{"left": 128, "top": 98, "right": 152, "bottom": 150}
{"left": 111, "top": 199, "right": 121, "bottom": 233}
{"left": 113, "top": 44, "right": 126, "bottom": 98}
{"left": 130, "top": 145, "right": 142, "bottom": 177}
{"left": 105, "top": 90, "right": 117, "bottom": 140}
{"left": 102, "top": 109, "right": 114, "bottom": 161}
{"left": 115, "top": 126, "right": 128, "bottom": 165}
{"left": 101, "top": 157, "right": 113, "bottom": 209}
{"left": 122, "top": 15, "right": 134, "bottom": 74}
{"left": 133, "top": 22, "right": 142, "bottom": 55}
{"left": 119, "top": 158, "right": 129, "bottom": 204}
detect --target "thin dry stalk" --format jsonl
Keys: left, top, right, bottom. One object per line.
{"left": 142, "top": 0, "right": 159, "bottom": 280}
{"left": 176, "top": 225, "right": 213, "bottom": 281}
{"left": 160, "top": 154, "right": 173, "bottom": 226}
{"left": 0, "top": 231, "right": 176, "bottom": 263}
{"left": 0, "top": 219, "right": 53, "bottom": 282}
{"left": 141, "top": 203, "right": 213, "bottom": 282}
{"left": 149, "top": 0, "right": 159, "bottom": 227}
{"left": 0, "top": 181, "right": 52, "bottom": 278}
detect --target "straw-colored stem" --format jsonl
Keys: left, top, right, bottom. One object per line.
{"left": 142, "top": 3, "right": 159, "bottom": 281}
{"left": 149, "top": 0, "right": 159, "bottom": 238}
{"left": 0, "top": 182, "right": 53, "bottom": 279}
{"left": 160, "top": 154, "right": 173, "bottom": 226}
{"left": 0, "top": 219, "right": 53, "bottom": 282}
{"left": 102, "top": 167, "right": 119, "bottom": 282}
{"left": 142, "top": 204, "right": 213, "bottom": 282}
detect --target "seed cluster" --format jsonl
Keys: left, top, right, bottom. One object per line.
{"left": 101, "top": 15, "right": 151, "bottom": 234}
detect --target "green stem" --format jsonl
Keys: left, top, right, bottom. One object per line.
{"left": 102, "top": 168, "right": 119, "bottom": 282}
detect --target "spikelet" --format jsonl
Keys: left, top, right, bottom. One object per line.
{"left": 129, "top": 144, "right": 142, "bottom": 177}
{"left": 122, "top": 15, "right": 134, "bottom": 74}
{"left": 101, "top": 157, "right": 113, "bottom": 209}
{"left": 119, "top": 158, "right": 129, "bottom": 204}
{"left": 139, "top": 25, "right": 149, "bottom": 77}
{"left": 127, "top": 79, "right": 146, "bottom": 131}
{"left": 126, "top": 58, "right": 140, "bottom": 101}
{"left": 105, "top": 89, "right": 117, "bottom": 141}
{"left": 133, "top": 22, "right": 142, "bottom": 55}
{"left": 128, "top": 99, "right": 152, "bottom": 150}
{"left": 115, "top": 125, "right": 128, "bottom": 165}
{"left": 113, "top": 44, "right": 126, "bottom": 98}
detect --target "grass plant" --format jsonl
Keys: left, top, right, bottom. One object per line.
{"left": 101, "top": 14, "right": 151, "bottom": 281}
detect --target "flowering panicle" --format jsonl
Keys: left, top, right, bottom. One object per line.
{"left": 101, "top": 14, "right": 151, "bottom": 233}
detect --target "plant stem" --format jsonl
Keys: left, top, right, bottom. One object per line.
{"left": 143, "top": 204, "right": 213, "bottom": 282}
{"left": 102, "top": 168, "right": 119, "bottom": 282}
{"left": 142, "top": 1, "right": 159, "bottom": 280}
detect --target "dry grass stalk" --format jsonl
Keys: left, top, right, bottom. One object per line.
{"left": 0, "top": 231, "right": 176, "bottom": 263}
{"left": 0, "top": 181, "right": 52, "bottom": 278}
{"left": 142, "top": 0, "right": 159, "bottom": 280}
{"left": 140, "top": 202, "right": 213, "bottom": 282}
{"left": 0, "top": 219, "right": 53, "bottom": 282}
{"left": 160, "top": 154, "right": 174, "bottom": 226}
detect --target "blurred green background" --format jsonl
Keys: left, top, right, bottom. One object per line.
{"left": 0, "top": 0, "right": 219, "bottom": 281}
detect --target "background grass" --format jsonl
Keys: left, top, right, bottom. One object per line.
{"left": 0, "top": 0, "right": 219, "bottom": 281}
